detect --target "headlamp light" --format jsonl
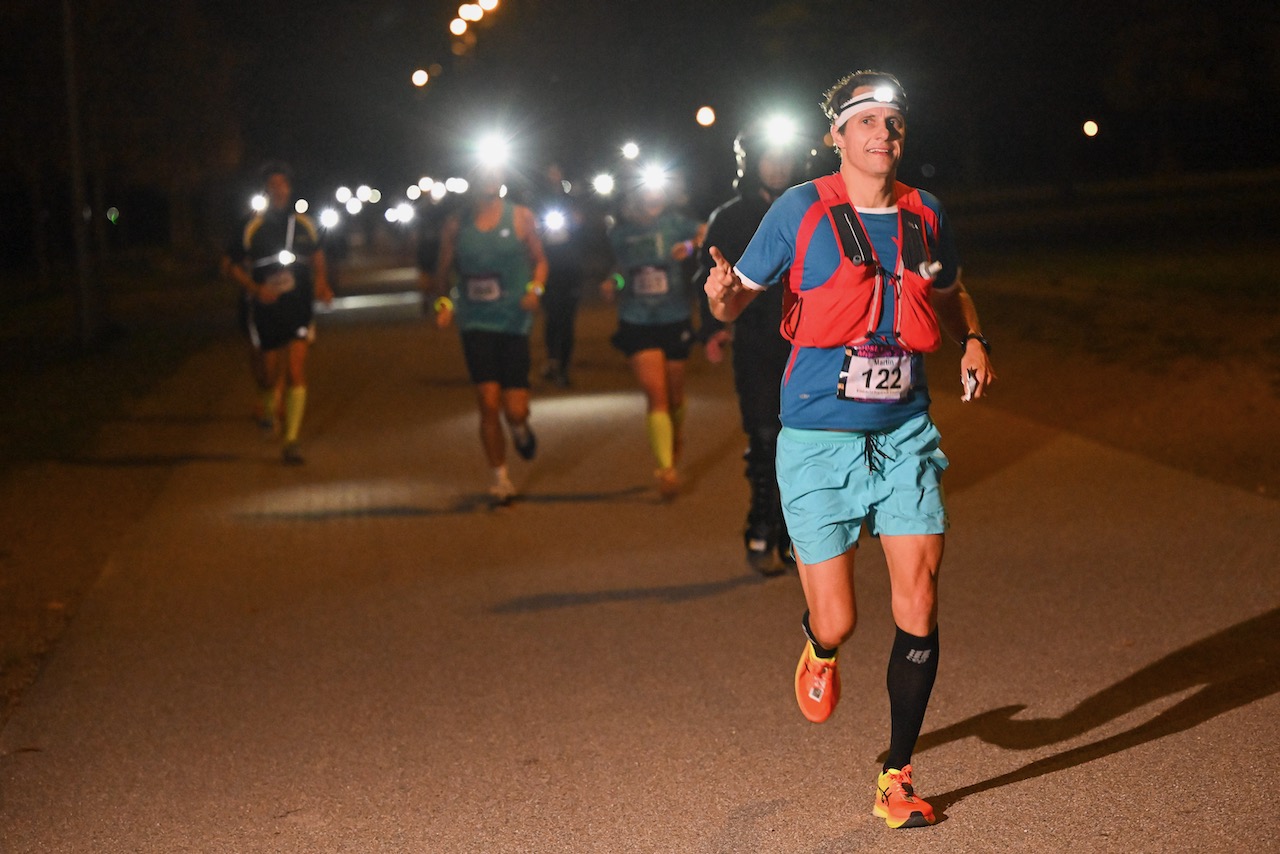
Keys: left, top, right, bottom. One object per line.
{"left": 833, "top": 84, "right": 907, "bottom": 127}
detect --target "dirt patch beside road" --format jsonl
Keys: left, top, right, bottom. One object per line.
{"left": 965, "top": 239, "right": 1279, "bottom": 499}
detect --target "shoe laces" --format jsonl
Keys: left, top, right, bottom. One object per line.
{"left": 881, "top": 769, "right": 918, "bottom": 803}
{"left": 805, "top": 652, "right": 834, "bottom": 683}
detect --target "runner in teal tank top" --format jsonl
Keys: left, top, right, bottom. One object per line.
{"left": 453, "top": 201, "right": 536, "bottom": 336}
{"left": 431, "top": 166, "right": 549, "bottom": 504}
{"left": 599, "top": 174, "right": 705, "bottom": 499}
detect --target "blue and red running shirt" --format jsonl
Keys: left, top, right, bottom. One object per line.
{"left": 734, "top": 180, "right": 960, "bottom": 432}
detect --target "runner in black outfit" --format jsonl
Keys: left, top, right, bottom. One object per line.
{"left": 695, "top": 119, "right": 809, "bottom": 573}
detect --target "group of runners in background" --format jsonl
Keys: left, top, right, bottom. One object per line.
{"left": 223, "top": 69, "right": 995, "bottom": 831}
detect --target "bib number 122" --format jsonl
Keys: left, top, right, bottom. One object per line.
{"left": 837, "top": 346, "right": 912, "bottom": 402}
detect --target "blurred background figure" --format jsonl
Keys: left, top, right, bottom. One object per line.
{"left": 600, "top": 165, "right": 705, "bottom": 499}
{"left": 695, "top": 116, "right": 811, "bottom": 574}
{"left": 533, "top": 163, "right": 589, "bottom": 388}
{"left": 223, "top": 161, "right": 333, "bottom": 465}
{"left": 221, "top": 206, "right": 281, "bottom": 434}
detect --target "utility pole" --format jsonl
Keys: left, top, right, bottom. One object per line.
{"left": 62, "top": 0, "right": 102, "bottom": 349}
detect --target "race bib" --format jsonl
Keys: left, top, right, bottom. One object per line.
{"left": 465, "top": 274, "right": 501, "bottom": 302}
{"left": 632, "top": 266, "right": 669, "bottom": 296}
{"left": 263, "top": 268, "right": 296, "bottom": 297}
{"left": 838, "top": 344, "right": 913, "bottom": 402}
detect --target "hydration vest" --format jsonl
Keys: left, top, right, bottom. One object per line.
{"left": 780, "top": 174, "right": 942, "bottom": 353}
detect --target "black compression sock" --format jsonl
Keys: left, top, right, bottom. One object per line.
{"left": 884, "top": 625, "right": 940, "bottom": 772}
{"left": 802, "top": 610, "right": 838, "bottom": 659}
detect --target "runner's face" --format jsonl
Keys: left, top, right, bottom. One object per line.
{"left": 266, "top": 174, "right": 292, "bottom": 210}
{"left": 832, "top": 86, "right": 905, "bottom": 179}
{"left": 757, "top": 149, "right": 796, "bottom": 194}
{"left": 474, "top": 167, "right": 505, "bottom": 198}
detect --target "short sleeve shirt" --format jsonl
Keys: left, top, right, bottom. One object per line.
{"left": 735, "top": 181, "right": 959, "bottom": 432}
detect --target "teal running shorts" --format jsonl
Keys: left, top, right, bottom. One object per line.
{"left": 776, "top": 413, "right": 949, "bottom": 564}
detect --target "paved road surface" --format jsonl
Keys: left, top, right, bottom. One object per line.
{"left": 2, "top": 272, "right": 1277, "bottom": 852}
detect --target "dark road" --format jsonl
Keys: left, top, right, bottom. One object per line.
{"left": 1, "top": 252, "right": 1278, "bottom": 852}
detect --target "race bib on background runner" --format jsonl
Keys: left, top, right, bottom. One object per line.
{"left": 838, "top": 343, "right": 913, "bottom": 402}
{"left": 465, "top": 274, "right": 502, "bottom": 302}
{"left": 631, "top": 265, "right": 669, "bottom": 296}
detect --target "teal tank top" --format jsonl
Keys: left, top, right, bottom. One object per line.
{"left": 451, "top": 202, "right": 534, "bottom": 335}
{"left": 608, "top": 210, "right": 699, "bottom": 325}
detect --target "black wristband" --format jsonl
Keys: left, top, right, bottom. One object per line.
{"left": 962, "top": 333, "right": 991, "bottom": 354}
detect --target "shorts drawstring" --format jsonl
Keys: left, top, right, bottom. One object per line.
{"left": 863, "top": 431, "right": 894, "bottom": 474}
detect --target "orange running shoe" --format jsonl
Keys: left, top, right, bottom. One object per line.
{"left": 655, "top": 467, "right": 680, "bottom": 500}
{"left": 873, "top": 765, "right": 936, "bottom": 829}
{"left": 794, "top": 641, "right": 840, "bottom": 723}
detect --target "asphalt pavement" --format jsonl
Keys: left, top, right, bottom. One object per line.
{"left": 2, "top": 268, "right": 1277, "bottom": 853}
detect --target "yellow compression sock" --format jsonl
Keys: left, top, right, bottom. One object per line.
{"left": 283, "top": 386, "right": 307, "bottom": 443}
{"left": 646, "top": 411, "right": 674, "bottom": 469}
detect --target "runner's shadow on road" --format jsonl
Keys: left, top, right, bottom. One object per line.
{"left": 508, "top": 484, "right": 651, "bottom": 505}
{"left": 490, "top": 573, "right": 770, "bottom": 614}
{"left": 907, "top": 607, "right": 1280, "bottom": 814}
{"left": 64, "top": 452, "right": 243, "bottom": 467}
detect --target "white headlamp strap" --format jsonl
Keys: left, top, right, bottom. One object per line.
{"left": 833, "top": 86, "right": 905, "bottom": 127}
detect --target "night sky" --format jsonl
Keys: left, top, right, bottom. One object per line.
{"left": 9, "top": 0, "right": 1278, "bottom": 233}
{"left": 194, "top": 0, "right": 1278, "bottom": 208}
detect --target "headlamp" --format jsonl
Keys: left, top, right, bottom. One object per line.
{"left": 639, "top": 164, "right": 668, "bottom": 191}
{"left": 833, "top": 85, "right": 906, "bottom": 127}
{"left": 475, "top": 132, "right": 510, "bottom": 169}
{"left": 543, "top": 209, "right": 567, "bottom": 232}
{"left": 761, "top": 115, "right": 798, "bottom": 149}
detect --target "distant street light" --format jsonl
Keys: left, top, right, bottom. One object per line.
{"left": 696, "top": 106, "right": 716, "bottom": 127}
{"left": 412, "top": 69, "right": 429, "bottom": 87}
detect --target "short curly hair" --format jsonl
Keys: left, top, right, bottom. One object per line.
{"left": 821, "top": 70, "right": 909, "bottom": 127}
